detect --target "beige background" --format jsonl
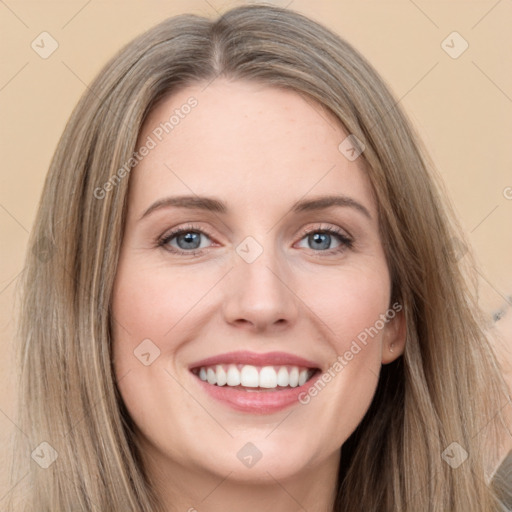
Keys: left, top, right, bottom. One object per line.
{"left": 1, "top": 0, "right": 511, "bottom": 500}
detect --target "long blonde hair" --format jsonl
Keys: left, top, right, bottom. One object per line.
{"left": 9, "top": 4, "right": 511, "bottom": 510}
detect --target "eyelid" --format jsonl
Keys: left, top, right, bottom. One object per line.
{"left": 157, "top": 223, "right": 217, "bottom": 250}
{"left": 157, "top": 222, "right": 354, "bottom": 255}
{"left": 294, "top": 223, "right": 354, "bottom": 255}
{"left": 296, "top": 223, "right": 352, "bottom": 244}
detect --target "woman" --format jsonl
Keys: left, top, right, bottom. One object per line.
{"left": 9, "top": 4, "right": 511, "bottom": 511}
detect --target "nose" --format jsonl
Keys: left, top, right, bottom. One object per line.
{"left": 221, "top": 241, "right": 300, "bottom": 333}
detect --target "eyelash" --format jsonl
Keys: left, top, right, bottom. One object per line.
{"left": 157, "top": 223, "right": 354, "bottom": 257}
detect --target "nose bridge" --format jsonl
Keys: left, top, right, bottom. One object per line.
{"left": 222, "top": 234, "right": 299, "bottom": 330}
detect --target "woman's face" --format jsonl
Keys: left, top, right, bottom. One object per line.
{"left": 111, "top": 78, "right": 405, "bottom": 486}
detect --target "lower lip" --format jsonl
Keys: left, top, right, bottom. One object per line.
{"left": 192, "top": 371, "right": 321, "bottom": 414}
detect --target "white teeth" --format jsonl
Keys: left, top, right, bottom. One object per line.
{"left": 259, "top": 366, "right": 277, "bottom": 388}
{"left": 195, "top": 364, "right": 316, "bottom": 389}
{"left": 216, "top": 364, "right": 227, "bottom": 386}
{"left": 240, "top": 365, "right": 259, "bottom": 387}
{"left": 276, "top": 367, "right": 289, "bottom": 387}
{"left": 206, "top": 368, "right": 217, "bottom": 385}
{"left": 289, "top": 367, "right": 299, "bottom": 387}
{"left": 226, "top": 364, "right": 241, "bottom": 386}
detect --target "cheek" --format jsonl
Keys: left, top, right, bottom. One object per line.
{"left": 111, "top": 262, "right": 208, "bottom": 361}
{"left": 110, "top": 261, "right": 210, "bottom": 454}
{"left": 291, "top": 267, "right": 390, "bottom": 442}
{"left": 305, "top": 265, "right": 391, "bottom": 353}
{"left": 110, "top": 249, "right": 392, "bottom": 469}
{"left": 112, "top": 254, "right": 391, "bottom": 391}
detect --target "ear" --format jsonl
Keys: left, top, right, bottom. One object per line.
{"left": 381, "top": 307, "right": 406, "bottom": 365}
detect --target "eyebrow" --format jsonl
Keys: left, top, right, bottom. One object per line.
{"left": 138, "top": 194, "right": 372, "bottom": 221}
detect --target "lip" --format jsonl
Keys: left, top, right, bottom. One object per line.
{"left": 188, "top": 350, "right": 321, "bottom": 370}
{"left": 188, "top": 350, "right": 322, "bottom": 414}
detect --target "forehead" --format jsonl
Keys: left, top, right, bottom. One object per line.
{"left": 129, "top": 78, "right": 376, "bottom": 218}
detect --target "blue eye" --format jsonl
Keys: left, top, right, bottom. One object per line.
{"left": 159, "top": 227, "right": 212, "bottom": 253}
{"left": 172, "top": 231, "right": 203, "bottom": 250}
{"left": 158, "top": 224, "right": 353, "bottom": 256}
{"left": 307, "top": 232, "right": 336, "bottom": 250}
{"left": 296, "top": 228, "right": 353, "bottom": 253}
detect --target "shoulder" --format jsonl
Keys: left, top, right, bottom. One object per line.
{"left": 492, "top": 449, "right": 512, "bottom": 510}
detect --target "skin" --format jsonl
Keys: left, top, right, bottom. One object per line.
{"left": 111, "top": 78, "right": 406, "bottom": 512}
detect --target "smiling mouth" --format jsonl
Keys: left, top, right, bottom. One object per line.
{"left": 191, "top": 364, "right": 320, "bottom": 391}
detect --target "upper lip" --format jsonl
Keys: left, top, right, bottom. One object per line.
{"left": 189, "top": 350, "right": 321, "bottom": 370}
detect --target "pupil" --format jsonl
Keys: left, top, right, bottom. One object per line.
{"left": 175, "top": 231, "right": 333, "bottom": 251}
{"left": 311, "top": 233, "right": 330, "bottom": 250}
{"left": 179, "top": 232, "right": 200, "bottom": 249}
